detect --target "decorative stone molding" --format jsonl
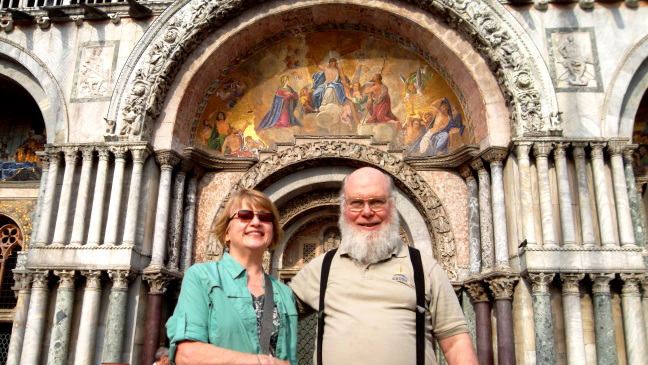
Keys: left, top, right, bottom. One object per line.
{"left": 53, "top": 270, "right": 76, "bottom": 290}
{"left": 607, "top": 139, "right": 630, "bottom": 157}
{"left": 184, "top": 147, "right": 256, "bottom": 172}
{"left": 481, "top": 147, "right": 509, "bottom": 164}
{"left": 589, "top": 142, "right": 607, "bottom": 158}
{"left": 278, "top": 190, "right": 340, "bottom": 227}
{"left": 620, "top": 273, "right": 642, "bottom": 295}
{"left": 143, "top": 272, "right": 173, "bottom": 294}
{"left": 560, "top": 273, "right": 585, "bottom": 295}
{"left": 108, "top": 270, "right": 136, "bottom": 291}
{"left": 155, "top": 149, "right": 182, "bottom": 170}
{"left": 466, "top": 281, "right": 490, "bottom": 301}
{"left": 590, "top": 273, "right": 615, "bottom": 295}
{"left": 527, "top": 273, "right": 554, "bottom": 294}
{"left": 487, "top": 276, "right": 518, "bottom": 299}
{"left": 31, "top": 270, "right": 50, "bottom": 289}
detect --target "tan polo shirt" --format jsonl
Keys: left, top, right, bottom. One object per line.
{"left": 289, "top": 241, "right": 468, "bottom": 365}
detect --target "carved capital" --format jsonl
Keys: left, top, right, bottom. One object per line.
{"left": 481, "top": 147, "right": 508, "bottom": 165}
{"left": 155, "top": 150, "right": 182, "bottom": 170}
{"left": 458, "top": 165, "right": 475, "bottom": 180}
{"left": 54, "top": 270, "right": 76, "bottom": 290}
{"left": 589, "top": 142, "right": 606, "bottom": 159}
{"left": 465, "top": 282, "right": 489, "bottom": 301}
{"left": 560, "top": 273, "right": 585, "bottom": 295}
{"left": 110, "top": 146, "right": 130, "bottom": 160}
{"left": 62, "top": 147, "right": 80, "bottom": 165}
{"left": 487, "top": 276, "right": 518, "bottom": 299}
{"left": 97, "top": 147, "right": 111, "bottom": 161}
{"left": 31, "top": 270, "right": 51, "bottom": 289}
{"left": 606, "top": 141, "right": 627, "bottom": 157}
{"left": 131, "top": 147, "right": 150, "bottom": 164}
{"left": 179, "top": 159, "right": 195, "bottom": 174}
{"left": 553, "top": 142, "right": 568, "bottom": 159}
{"left": 620, "top": 273, "right": 642, "bottom": 295}
{"left": 623, "top": 145, "right": 638, "bottom": 163}
{"left": 108, "top": 270, "right": 136, "bottom": 290}
{"left": 80, "top": 147, "right": 95, "bottom": 161}
{"left": 11, "top": 272, "right": 33, "bottom": 292}
{"left": 81, "top": 270, "right": 103, "bottom": 290}
{"left": 532, "top": 142, "right": 552, "bottom": 158}
{"left": 571, "top": 143, "right": 588, "bottom": 159}
{"left": 143, "top": 272, "right": 172, "bottom": 294}
{"left": 37, "top": 152, "right": 50, "bottom": 170}
{"left": 47, "top": 151, "right": 62, "bottom": 166}
{"left": 470, "top": 158, "right": 486, "bottom": 172}
{"left": 527, "top": 273, "right": 554, "bottom": 294}
{"left": 514, "top": 142, "right": 533, "bottom": 160}
{"left": 590, "top": 273, "right": 614, "bottom": 295}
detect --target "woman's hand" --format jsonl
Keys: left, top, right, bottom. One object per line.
{"left": 257, "top": 354, "right": 290, "bottom": 365}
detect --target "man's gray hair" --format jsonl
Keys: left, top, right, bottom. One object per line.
{"left": 339, "top": 169, "right": 396, "bottom": 211}
{"left": 155, "top": 346, "right": 169, "bottom": 361}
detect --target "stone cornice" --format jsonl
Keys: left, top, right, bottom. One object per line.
{"left": 183, "top": 147, "right": 257, "bottom": 172}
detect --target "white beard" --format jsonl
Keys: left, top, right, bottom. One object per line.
{"left": 339, "top": 205, "right": 401, "bottom": 265}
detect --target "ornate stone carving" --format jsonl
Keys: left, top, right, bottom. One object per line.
{"left": 81, "top": 270, "right": 103, "bottom": 290}
{"left": 143, "top": 272, "right": 173, "bottom": 294}
{"left": 11, "top": 272, "right": 32, "bottom": 292}
{"left": 108, "top": 270, "right": 135, "bottom": 290}
{"left": 527, "top": 273, "right": 554, "bottom": 294}
{"left": 487, "top": 276, "right": 518, "bottom": 299}
{"left": 0, "top": 200, "right": 35, "bottom": 246}
{"left": 80, "top": 147, "right": 95, "bottom": 161}
{"left": 31, "top": 270, "right": 50, "bottom": 289}
{"left": 466, "top": 281, "right": 489, "bottom": 301}
{"left": 458, "top": 165, "right": 474, "bottom": 180}
{"left": 620, "top": 273, "right": 642, "bottom": 295}
{"left": 607, "top": 140, "right": 629, "bottom": 157}
{"left": 481, "top": 147, "right": 508, "bottom": 164}
{"left": 62, "top": 147, "right": 80, "bottom": 165}
{"left": 533, "top": 142, "right": 552, "bottom": 157}
{"left": 589, "top": 142, "right": 606, "bottom": 158}
{"left": 155, "top": 150, "right": 182, "bottom": 169}
{"left": 560, "top": 273, "right": 584, "bottom": 295}
{"left": 54, "top": 270, "right": 76, "bottom": 290}
{"left": 571, "top": 142, "right": 587, "bottom": 159}
{"left": 590, "top": 273, "right": 614, "bottom": 295}
{"left": 553, "top": 142, "right": 568, "bottom": 159}
{"left": 110, "top": 146, "right": 130, "bottom": 160}
{"left": 278, "top": 190, "right": 340, "bottom": 227}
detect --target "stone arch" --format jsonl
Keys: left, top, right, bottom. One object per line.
{"left": 0, "top": 201, "right": 35, "bottom": 247}
{"left": 108, "top": 0, "right": 557, "bottom": 147}
{"left": 0, "top": 39, "right": 68, "bottom": 144}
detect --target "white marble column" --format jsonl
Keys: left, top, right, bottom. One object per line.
{"left": 620, "top": 274, "right": 648, "bottom": 365}
{"left": 52, "top": 147, "right": 79, "bottom": 246}
{"left": 515, "top": 142, "right": 537, "bottom": 247}
{"left": 104, "top": 147, "right": 128, "bottom": 246}
{"left": 608, "top": 142, "right": 636, "bottom": 247}
{"left": 560, "top": 273, "right": 586, "bottom": 365}
{"left": 86, "top": 148, "right": 111, "bottom": 246}
{"left": 7, "top": 271, "right": 31, "bottom": 365}
{"left": 180, "top": 175, "right": 199, "bottom": 272}
{"left": 70, "top": 147, "right": 95, "bottom": 245}
{"left": 572, "top": 143, "right": 596, "bottom": 247}
{"left": 29, "top": 153, "right": 49, "bottom": 245}
{"left": 19, "top": 270, "right": 50, "bottom": 365}
{"left": 553, "top": 143, "right": 577, "bottom": 247}
{"left": 460, "top": 166, "right": 481, "bottom": 274}
{"left": 122, "top": 147, "right": 149, "bottom": 247}
{"left": 150, "top": 150, "right": 181, "bottom": 267}
{"left": 35, "top": 151, "right": 60, "bottom": 246}
{"left": 483, "top": 148, "right": 509, "bottom": 267}
{"left": 590, "top": 142, "right": 617, "bottom": 247}
{"left": 533, "top": 142, "right": 557, "bottom": 248}
{"left": 47, "top": 271, "right": 76, "bottom": 365}
{"left": 641, "top": 276, "right": 648, "bottom": 349}
{"left": 74, "top": 270, "right": 103, "bottom": 365}
{"left": 471, "top": 158, "right": 494, "bottom": 270}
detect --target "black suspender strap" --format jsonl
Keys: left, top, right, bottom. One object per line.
{"left": 408, "top": 246, "right": 426, "bottom": 365}
{"left": 259, "top": 273, "right": 274, "bottom": 355}
{"left": 316, "top": 248, "right": 338, "bottom": 365}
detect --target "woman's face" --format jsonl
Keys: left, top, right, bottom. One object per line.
{"left": 225, "top": 202, "right": 274, "bottom": 253}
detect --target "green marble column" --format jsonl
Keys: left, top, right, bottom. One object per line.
{"left": 47, "top": 271, "right": 76, "bottom": 365}
{"left": 591, "top": 273, "right": 618, "bottom": 365}
{"left": 528, "top": 273, "right": 556, "bottom": 365}
{"left": 623, "top": 148, "right": 645, "bottom": 247}
{"left": 102, "top": 270, "right": 135, "bottom": 363}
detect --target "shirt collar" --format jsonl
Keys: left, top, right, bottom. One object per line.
{"left": 338, "top": 240, "right": 408, "bottom": 259}
{"left": 221, "top": 251, "right": 247, "bottom": 279}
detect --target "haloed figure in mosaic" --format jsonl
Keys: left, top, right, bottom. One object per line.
{"left": 290, "top": 167, "right": 478, "bottom": 365}
{"left": 167, "top": 189, "right": 297, "bottom": 365}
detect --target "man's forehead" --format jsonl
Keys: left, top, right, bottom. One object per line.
{"left": 345, "top": 170, "right": 389, "bottom": 194}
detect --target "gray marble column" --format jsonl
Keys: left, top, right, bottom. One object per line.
{"left": 104, "top": 147, "right": 128, "bottom": 246}
{"left": 74, "top": 270, "right": 103, "bottom": 365}
{"left": 608, "top": 142, "right": 635, "bottom": 247}
{"left": 122, "top": 147, "right": 149, "bottom": 247}
{"left": 180, "top": 175, "right": 199, "bottom": 272}
{"left": 572, "top": 144, "right": 596, "bottom": 247}
{"left": 7, "top": 271, "right": 31, "bottom": 365}
{"left": 554, "top": 143, "right": 577, "bottom": 247}
{"left": 86, "top": 148, "right": 111, "bottom": 246}
{"left": 471, "top": 158, "right": 495, "bottom": 270}
{"left": 636, "top": 182, "right": 648, "bottom": 248}
{"left": 52, "top": 148, "right": 79, "bottom": 246}
{"left": 590, "top": 273, "right": 618, "bottom": 365}
{"left": 515, "top": 142, "right": 538, "bottom": 247}
{"left": 70, "top": 148, "right": 95, "bottom": 245}
{"left": 29, "top": 154, "right": 49, "bottom": 245}
{"left": 533, "top": 143, "right": 557, "bottom": 248}
{"left": 528, "top": 273, "right": 556, "bottom": 365}
{"left": 150, "top": 151, "right": 181, "bottom": 267}
{"left": 47, "top": 270, "right": 76, "bottom": 365}
{"left": 623, "top": 147, "right": 645, "bottom": 247}
{"left": 620, "top": 274, "right": 648, "bottom": 365}
{"left": 560, "top": 273, "right": 587, "bottom": 365}
{"left": 20, "top": 270, "right": 50, "bottom": 365}
{"left": 102, "top": 270, "right": 135, "bottom": 363}
{"left": 460, "top": 166, "right": 481, "bottom": 274}
{"left": 483, "top": 148, "right": 509, "bottom": 267}
{"left": 35, "top": 151, "right": 60, "bottom": 246}
{"left": 168, "top": 161, "right": 191, "bottom": 271}
{"left": 590, "top": 142, "right": 617, "bottom": 247}
{"left": 641, "top": 276, "right": 648, "bottom": 349}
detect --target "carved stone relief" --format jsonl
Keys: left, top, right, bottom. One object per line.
{"left": 546, "top": 28, "right": 603, "bottom": 92}
{"left": 72, "top": 42, "right": 119, "bottom": 102}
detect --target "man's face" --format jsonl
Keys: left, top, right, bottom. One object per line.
{"left": 343, "top": 168, "right": 392, "bottom": 233}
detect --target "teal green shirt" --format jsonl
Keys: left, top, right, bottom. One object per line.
{"left": 166, "top": 253, "right": 298, "bottom": 364}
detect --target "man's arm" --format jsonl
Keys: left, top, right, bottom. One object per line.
{"left": 437, "top": 332, "right": 478, "bottom": 365}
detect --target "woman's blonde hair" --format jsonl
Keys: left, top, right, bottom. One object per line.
{"left": 214, "top": 189, "right": 283, "bottom": 250}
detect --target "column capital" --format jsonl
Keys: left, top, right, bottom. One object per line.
{"left": 11, "top": 271, "right": 33, "bottom": 292}
{"left": 179, "top": 159, "right": 195, "bottom": 174}
{"left": 155, "top": 150, "right": 182, "bottom": 170}
{"left": 481, "top": 147, "right": 508, "bottom": 164}
{"left": 527, "top": 273, "right": 554, "bottom": 294}
{"left": 465, "top": 281, "right": 489, "bottom": 301}
{"left": 80, "top": 146, "right": 95, "bottom": 161}
{"left": 81, "top": 270, "right": 103, "bottom": 290}
{"left": 607, "top": 140, "right": 628, "bottom": 157}
{"left": 514, "top": 142, "right": 533, "bottom": 159}
{"left": 571, "top": 143, "right": 588, "bottom": 158}
{"left": 620, "top": 273, "right": 642, "bottom": 295}
{"left": 589, "top": 142, "right": 607, "bottom": 158}
{"left": 553, "top": 142, "right": 568, "bottom": 159}
{"left": 470, "top": 158, "right": 486, "bottom": 172}
{"left": 458, "top": 165, "right": 475, "bottom": 180}
{"left": 130, "top": 147, "right": 150, "bottom": 164}
{"left": 560, "top": 273, "right": 585, "bottom": 294}
{"left": 108, "top": 269, "right": 136, "bottom": 290}
{"left": 61, "top": 147, "right": 80, "bottom": 164}
{"left": 590, "top": 273, "right": 615, "bottom": 294}
{"left": 47, "top": 150, "right": 62, "bottom": 165}
{"left": 143, "top": 272, "right": 173, "bottom": 294}
{"left": 622, "top": 145, "right": 638, "bottom": 162}
{"left": 97, "top": 147, "right": 111, "bottom": 161}
{"left": 487, "top": 276, "right": 518, "bottom": 299}
{"left": 110, "top": 146, "right": 130, "bottom": 160}
{"left": 641, "top": 276, "right": 648, "bottom": 298}
{"left": 532, "top": 141, "right": 553, "bottom": 158}
{"left": 31, "top": 270, "right": 51, "bottom": 289}
{"left": 53, "top": 270, "right": 77, "bottom": 290}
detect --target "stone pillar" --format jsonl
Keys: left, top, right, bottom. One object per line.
{"left": 47, "top": 270, "right": 76, "bottom": 365}
{"left": 483, "top": 148, "right": 509, "bottom": 267}
{"left": 460, "top": 166, "right": 481, "bottom": 274}
{"left": 487, "top": 276, "right": 518, "bottom": 365}
{"left": 515, "top": 142, "right": 537, "bottom": 247}
{"left": 590, "top": 142, "right": 617, "bottom": 247}
{"left": 590, "top": 273, "right": 618, "bottom": 365}
{"left": 102, "top": 270, "right": 135, "bottom": 363}
{"left": 168, "top": 161, "right": 191, "bottom": 271}
{"left": 572, "top": 143, "right": 596, "bottom": 247}
{"left": 150, "top": 150, "right": 181, "bottom": 267}
{"left": 7, "top": 271, "right": 32, "bottom": 365}
{"left": 74, "top": 271, "right": 103, "bottom": 365}
{"left": 528, "top": 273, "right": 556, "bottom": 365}
{"left": 623, "top": 147, "right": 645, "bottom": 247}
{"left": 471, "top": 158, "right": 494, "bottom": 270}
{"left": 87, "top": 148, "right": 111, "bottom": 246}
{"left": 141, "top": 272, "right": 172, "bottom": 365}
{"left": 52, "top": 147, "right": 79, "bottom": 246}
{"left": 70, "top": 148, "right": 95, "bottom": 245}
{"left": 533, "top": 142, "right": 557, "bottom": 247}
{"left": 560, "top": 273, "right": 587, "bottom": 364}
{"left": 620, "top": 273, "right": 648, "bottom": 364}
{"left": 608, "top": 141, "right": 635, "bottom": 247}
{"left": 104, "top": 147, "right": 128, "bottom": 246}
{"left": 553, "top": 143, "right": 577, "bottom": 247}
{"left": 35, "top": 151, "right": 60, "bottom": 245}
{"left": 20, "top": 270, "right": 50, "bottom": 365}
{"left": 636, "top": 182, "right": 648, "bottom": 247}
{"left": 466, "top": 282, "right": 494, "bottom": 365}
{"left": 122, "top": 147, "right": 149, "bottom": 247}
{"left": 180, "top": 174, "right": 199, "bottom": 272}
{"left": 30, "top": 154, "right": 49, "bottom": 245}
{"left": 641, "top": 276, "right": 648, "bottom": 349}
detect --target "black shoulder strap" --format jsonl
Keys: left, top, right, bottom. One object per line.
{"left": 316, "top": 248, "right": 338, "bottom": 365}
{"left": 408, "top": 246, "right": 426, "bottom": 365}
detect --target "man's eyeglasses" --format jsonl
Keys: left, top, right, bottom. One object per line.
{"left": 345, "top": 197, "right": 388, "bottom": 212}
{"left": 230, "top": 210, "right": 274, "bottom": 223}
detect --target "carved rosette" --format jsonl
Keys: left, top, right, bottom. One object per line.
{"left": 487, "top": 276, "right": 518, "bottom": 299}
{"left": 620, "top": 273, "right": 642, "bottom": 296}
{"left": 81, "top": 270, "right": 103, "bottom": 291}
{"left": 590, "top": 273, "right": 614, "bottom": 295}
{"left": 108, "top": 270, "right": 136, "bottom": 291}
{"left": 527, "top": 273, "right": 554, "bottom": 294}
{"left": 54, "top": 270, "right": 76, "bottom": 290}
{"left": 560, "top": 273, "right": 584, "bottom": 295}
{"left": 466, "top": 281, "right": 489, "bottom": 301}
{"left": 143, "top": 272, "right": 173, "bottom": 294}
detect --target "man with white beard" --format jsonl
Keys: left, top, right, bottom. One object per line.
{"left": 289, "top": 167, "right": 477, "bottom": 365}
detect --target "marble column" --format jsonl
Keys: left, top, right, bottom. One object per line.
{"left": 636, "top": 182, "right": 648, "bottom": 247}
{"left": 461, "top": 288, "right": 478, "bottom": 351}
{"left": 70, "top": 148, "right": 95, "bottom": 245}
{"left": 471, "top": 158, "right": 495, "bottom": 270}
{"left": 74, "top": 271, "right": 103, "bottom": 365}
{"left": 590, "top": 273, "right": 618, "bottom": 365}
{"left": 122, "top": 147, "right": 149, "bottom": 247}
{"left": 47, "top": 270, "right": 76, "bottom": 365}
{"left": 86, "top": 148, "right": 111, "bottom": 246}
{"left": 572, "top": 143, "right": 596, "bottom": 247}
{"left": 20, "top": 270, "right": 50, "bottom": 365}
{"left": 554, "top": 143, "right": 577, "bottom": 247}
{"left": 533, "top": 143, "right": 557, "bottom": 248}
{"left": 483, "top": 148, "right": 509, "bottom": 267}
{"left": 168, "top": 161, "right": 192, "bottom": 271}
{"left": 6, "top": 272, "right": 32, "bottom": 365}
{"left": 560, "top": 273, "right": 587, "bottom": 365}
{"left": 528, "top": 273, "right": 556, "bottom": 365}
{"left": 30, "top": 154, "right": 49, "bottom": 245}
{"left": 102, "top": 270, "right": 135, "bottom": 363}
{"left": 150, "top": 151, "right": 181, "bottom": 267}
{"left": 620, "top": 274, "right": 648, "bottom": 364}
{"left": 590, "top": 142, "right": 617, "bottom": 247}
{"left": 466, "top": 282, "right": 494, "bottom": 365}
{"left": 141, "top": 273, "right": 172, "bottom": 365}
{"left": 35, "top": 151, "right": 60, "bottom": 246}
{"left": 180, "top": 175, "right": 198, "bottom": 272}
{"left": 460, "top": 166, "right": 481, "bottom": 274}
{"left": 52, "top": 147, "right": 79, "bottom": 246}
{"left": 104, "top": 147, "right": 128, "bottom": 246}
{"left": 641, "top": 276, "right": 648, "bottom": 349}
{"left": 623, "top": 148, "right": 645, "bottom": 247}
{"left": 488, "top": 277, "right": 518, "bottom": 365}
{"left": 608, "top": 142, "right": 635, "bottom": 247}
{"left": 515, "top": 142, "right": 537, "bottom": 247}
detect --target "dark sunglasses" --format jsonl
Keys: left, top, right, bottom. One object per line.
{"left": 229, "top": 210, "right": 274, "bottom": 223}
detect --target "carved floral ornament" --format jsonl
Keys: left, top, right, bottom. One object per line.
{"left": 112, "top": 0, "right": 558, "bottom": 144}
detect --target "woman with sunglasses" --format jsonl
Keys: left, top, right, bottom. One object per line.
{"left": 167, "top": 189, "right": 297, "bottom": 365}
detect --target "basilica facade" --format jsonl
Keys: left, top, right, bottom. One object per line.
{"left": 0, "top": 0, "right": 647, "bottom": 364}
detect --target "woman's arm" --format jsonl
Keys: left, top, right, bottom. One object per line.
{"left": 175, "top": 341, "right": 290, "bottom": 365}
